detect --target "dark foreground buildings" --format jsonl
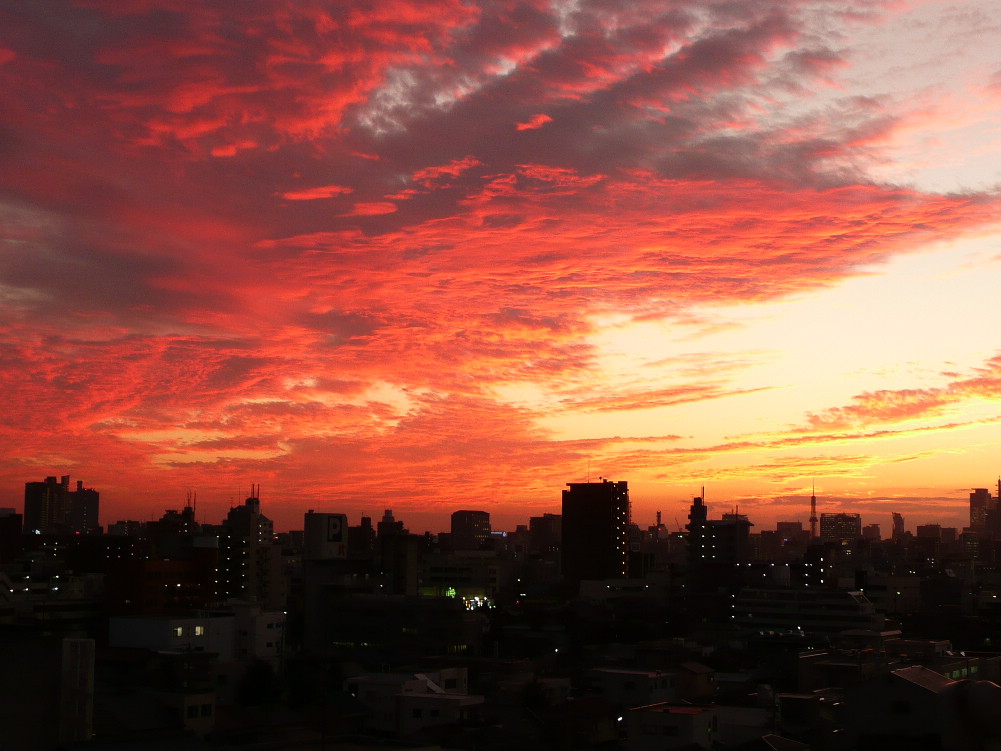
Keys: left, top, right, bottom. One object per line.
{"left": 8, "top": 473, "right": 1001, "bottom": 750}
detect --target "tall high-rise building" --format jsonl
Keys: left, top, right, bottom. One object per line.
{"left": 450, "top": 510, "right": 491, "bottom": 551}
{"left": 561, "top": 479, "right": 630, "bottom": 590}
{"left": 68, "top": 480, "right": 99, "bottom": 535}
{"left": 686, "top": 494, "right": 753, "bottom": 591}
{"left": 891, "top": 512, "right": 905, "bottom": 540}
{"left": 809, "top": 484, "right": 818, "bottom": 539}
{"left": 23, "top": 476, "right": 99, "bottom": 534}
{"left": 970, "top": 488, "right": 993, "bottom": 531}
{"left": 820, "top": 512, "right": 862, "bottom": 545}
{"left": 686, "top": 493, "right": 708, "bottom": 569}
{"left": 216, "top": 488, "right": 283, "bottom": 608}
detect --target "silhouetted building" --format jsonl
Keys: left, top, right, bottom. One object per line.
{"left": 820, "top": 512, "right": 861, "bottom": 546}
{"left": 687, "top": 500, "right": 753, "bottom": 590}
{"left": 146, "top": 505, "right": 198, "bottom": 559}
{"left": 709, "top": 512, "right": 753, "bottom": 564}
{"left": 776, "top": 521, "right": 803, "bottom": 537}
{"left": 377, "top": 508, "right": 407, "bottom": 538}
{"left": 215, "top": 488, "right": 284, "bottom": 608}
{"left": 23, "top": 475, "right": 99, "bottom": 534}
{"left": 862, "top": 523, "right": 881, "bottom": 541}
{"left": 0, "top": 508, "right": 22, "bottom": 562}
{"left": 348, "top": 515, "right": 377, "bottom": 559}
{"left": 971, "top": 487, "right": 994, "bottom": 531}
{"left": 106, "top": 519, "right": 144, "bottom": 536}
{"left": 917, "top": 523, "right": 942, "bottom": 540}
{"left": 686, "top": 494, "right": 709, "bottom": 570}
{"left": 529, "top": 513, "right": 561, "bottom": 555}
{"left": 892, "top": 511, "right": 905, "bottom": 540}
{"left": 561, "top": 479, "right": 630, "bottom": 591}
{"left": 381, "top": 533, "right": 421, "bottom": 595}
{"left": 303, "top": 510, "right": 347, "bottom": 560}
{"left": 450, "top": 510, "right": 491, "bottom": 551}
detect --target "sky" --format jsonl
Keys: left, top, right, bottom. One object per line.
{"left": 1, "top": 0, "right": 1000, "bottom": 534}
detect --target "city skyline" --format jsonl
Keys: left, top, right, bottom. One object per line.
{"left": 8, "top": 472, "right": 997, "bottom": 537}
{"left": 2, "top": 2, "right": 1001, "bottom": 532}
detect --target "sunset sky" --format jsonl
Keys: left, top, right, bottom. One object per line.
{"left": 2, "top": 0, "right": 1000, "bottom": 534}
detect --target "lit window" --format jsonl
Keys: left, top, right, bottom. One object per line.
{"left": 172, "top": 626, "right": 184, "bottom": 637}
{"left": 194, "top": 625, "right": 205, "bottom": 636}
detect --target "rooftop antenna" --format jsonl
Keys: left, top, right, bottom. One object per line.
{"left": 809, "top": 481, "right": 818, "bottom": 539}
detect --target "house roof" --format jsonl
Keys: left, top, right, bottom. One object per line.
{"left": 679, "top": 661, "right": 714, "bottom": 674}
{"left": 632, "top": 702, "right": 713, "bottom": 715}
{"left": 757, "top": 734, "right": 811, "bottom": 751}
{"left": 892, "top": 665, "right": 955, "bottom": 693}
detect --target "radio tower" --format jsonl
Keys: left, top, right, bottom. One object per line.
{"left": 809, "top": 482, "right": 818, "bottom": 539}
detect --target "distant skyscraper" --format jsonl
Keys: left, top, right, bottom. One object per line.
{"left": 970, "top": 488, "right": 993, "bottom": 531}
{"left": 686, "top": 492, "right": 708, "bottom": 568}
{"left": 24, "top": 476, "right": 65, "bottom": 532}
{"left": 450, "top": 510, "right": 491, "bottom": 551}
{"left": 809, "top": 484, "right": 818, "bottom": 539}
{"left": 216, "top": 488, "right": 280, "bottom": 606}
{"left": 892, "top": 512, "right": 905, "bottom": 540}
{"left": 820, "top": 512, "right": 862, "bottom": 545}
{"left": 561, "top": 479, "right": 630, "bottom": 590}
{"left": 377, "top": 509, "right": 406, "bottom": 538}
{"left": 916, "top": 524, "right": 941, "bottom": 540}
{"left": 23, "top": 475, "right": 99, "bottom": 534}
{"left": 68, "top": 480, "right": 99, "bottom": 535}
{"left": 862, "top": 523, "right": 881, "bottom": 541}
{"left": 776, "top": 521, "right": 803, "bottom": 536}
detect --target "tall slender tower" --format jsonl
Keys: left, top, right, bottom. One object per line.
{"left": 809, "top": 483, "right": 818, "bottom": 539}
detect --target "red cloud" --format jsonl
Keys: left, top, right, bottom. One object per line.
{"left": 1, "top": 0, "right": 999, "bottom": 529}
{"left": 342, "top": 201, "right": 398, "bottom": 216}
{"left": 411, "top": 156, "right": 483, "bottom": 187}
{"left": 516, "top": 113, "right": 552, "bottom": 130}
{"left": 280, "top": 184, "right": 354, "bottom": 201}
